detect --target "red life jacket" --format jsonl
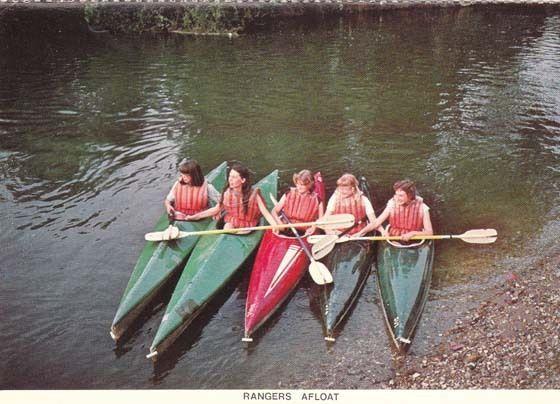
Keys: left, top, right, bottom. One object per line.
{"left": 223, "top": 188, "right": 261, "bottom": 228}
{"left": 173, "top": 180, "right": 209, "bottom": 215}
{"left": 389, "top": 198, "right": 424, "bottom": 236}
{"left": 333, "top": 192, "right": 367, "bottom": 235}
{"left": 283, "top": 188, "right": 320, "bottom": 223}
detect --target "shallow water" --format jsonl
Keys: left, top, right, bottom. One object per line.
{"left": 1, "top": 7, "right": 559, "bottom": 388}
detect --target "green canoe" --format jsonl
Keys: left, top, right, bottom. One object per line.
{"left": 148, "top": 170, "right": 278, "bottom": 359}
{"left": 318, "top": 177, "right": 375, "bottom": 341}
{"left": 110, "top": 161, "right": 227, "bottom": 341}
{"left": 376, "top": 240, "right": 434, "bottom": 351}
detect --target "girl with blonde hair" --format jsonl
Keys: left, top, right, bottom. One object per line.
{"left": 323, "top": 173, "right": 378, "bottom": 235}
{"left": 271, "top": 169, "right": 324, "bottom": 236}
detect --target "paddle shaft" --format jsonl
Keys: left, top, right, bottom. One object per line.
{"left": 155, "top": 217, "right": 352, "bottom": 239}
{"left": 268, "top": 193, "right": 333, "bottom": 285}
{"left": 311, "top": 228, "right": 497, "bottom": 258}
{"left": 277, "top": 211, "right": 315, "bottom": 261}
{"left": 353, "top": 234, "right": 493, "bottom": 241}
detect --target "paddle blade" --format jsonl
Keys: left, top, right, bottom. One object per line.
{"left": 144, "top": 225, "right": 180, "bottom": 241}
{"left": 311, "top": 235, "right": 338, "bottom": 260}
{"left": 306, "top": 235, "right": 327, "bottom": 244}
{"left": 309, "top": 261, "right": 333, "bottom": 285}
{"left": 460, "top": 229, "right": 497, "bottom": 238}
{"left": 462, "top": 236, "right": 497, "bottom": 244}
{"left": 145, "top": 232, "right": 164, "bottom": 241}
{"left": 458, "top": 229, "right": 498, "bottom": 244}
{"left": 316, "top": 214, "right": 355, "bottom": 230}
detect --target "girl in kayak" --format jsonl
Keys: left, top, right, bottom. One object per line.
{"left": 271, "top": 169, "right": 324, "bottom": 236}
{"left": 355, "top": 179, "right": 433, "bottom": 241}
{"left": 165, "top": 159, "right": 220, "bottom": 221}
{"left": 322, "top": 173, "right": 378, "bottom": 235}
{"left": 184, "top": 161, "right": 265, "bottom": 234}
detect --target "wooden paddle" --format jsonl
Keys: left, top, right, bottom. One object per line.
{"left": 144, "top": 214, "right": 355, "bottom": 241}
{"left": 311, "top": 228, "right": 498, "bottom": 259}
{"left": 268, "top": 194, "right": 333, "bottom": 285}
{"left": 307, "top": 224, "right": 357, "bottom": 260}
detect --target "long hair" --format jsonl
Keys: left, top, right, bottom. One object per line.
{"left": 221, "top": 161, "right": 253, "bottom": 214}
{"left": 178, "top": 159, "right": 204, "bottom": 187}
{"left": 336, "top": 173, "right": 361, "bottom": 201}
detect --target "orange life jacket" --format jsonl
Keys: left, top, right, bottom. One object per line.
{"left": 333, "top": 193, "right": 367, "bottom": 235}
{"left": 283, "top": 188, "right": 321, "bottom": 223}
{"left": 389, "top": 198, "right": 424, "bottom": 236}
{"left": 223, "top": 188, "right": 261, "bottom": 228}
{"left": 173, "top": 180, "right": 209, "bottom": 215}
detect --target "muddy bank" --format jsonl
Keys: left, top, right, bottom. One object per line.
{"left": 288, "top": 222, "right": 560, "bottom": 389}
{"left": 0, "top": 3, "right": 416, "bottom": 37}
{"left": 2, "top": 2, "right": 560, "bottom": 38}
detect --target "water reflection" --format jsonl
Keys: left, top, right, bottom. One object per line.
{"left": 0, "top": 6, "right": 559, "bottom": 389}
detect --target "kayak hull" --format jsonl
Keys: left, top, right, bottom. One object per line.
{"left": 317, "top": 176, "right": 374, "bottom": 340}
{"left": 149, "top": 170, "right": 278, "bottom": 357}
{"left": 244, "top": 172, "right": 325, "bottom": 340}
{"left": 110, "top": 162, "right": 227, "bottom": 340}
{"left": 244, "top": 231, "right": 308, "bottom": 338}
{"left": 376, "top": 240, "right": 434, "bottom": 351}
{"left": 319, "top": 240, "right": 373, "bottom": 338}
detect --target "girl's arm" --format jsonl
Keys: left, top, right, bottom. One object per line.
{"left": 363, "top": 196, "right": 382, "bottom": 232}
{"left": 271, "top": 194, "right": 287, "bottom": 226}
{"left": 184, "top": 204, "right": 221, "bottom": 221}
{"left": 304, "top": 200, "right": 325, "bottom": 236}
{"left": 401, "top": 208, "right": 433, "bottom": 241}
{"left": 321, "top": 195, "right": 338, "bottom": 235}
{"left": 355, "top": 205, "right": 390, "bottom": 237}
{"left": 164, "top": 182, "right": 177, "bottom": 215}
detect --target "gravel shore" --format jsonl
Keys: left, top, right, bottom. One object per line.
{"left": 290, "top": 243, "right": 560, "bottom": 389}
{"left": 391, "top": 253, "right": 560, "bottom": 389}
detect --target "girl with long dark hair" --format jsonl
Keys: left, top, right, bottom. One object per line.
{"left": 164, "top": 159, "right": 220, "bottom": 221}
{"left": 184, "top": 161, "right": 265, "bottom": 233}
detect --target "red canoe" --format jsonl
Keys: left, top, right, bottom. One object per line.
{"left": 243, "top": 172, "right": 325, "bottom": 341}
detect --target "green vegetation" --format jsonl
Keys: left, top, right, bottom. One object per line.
{"left": 84, "top": 3, "right": 94, "bottom": 25}
{"left": 82, "top": 4, "right": 257, "bottom": 35}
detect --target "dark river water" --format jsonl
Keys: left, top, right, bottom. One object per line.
{"left": 1, "top": 6, "right": 559, "bottom": 389}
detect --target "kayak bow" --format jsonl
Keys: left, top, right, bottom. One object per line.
{"left": 110, "top": 162, "right": 227, "bottom": 341}
{"left": 147, "top": 170, "right": 278, "bottom": 358}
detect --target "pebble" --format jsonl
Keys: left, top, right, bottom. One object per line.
{"left": 450, "top": 343, "right": 464, "bottom": 351}
{"left": 466, "top": 353, "right": 481, "bottom": 363}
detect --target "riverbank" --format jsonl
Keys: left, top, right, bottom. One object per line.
{"left": 390, "top": 252, "right": 560, "bottom": 388}
{"left": 1, "top": 1, "right": 560, "bottom": 37}
{"left": 289, "top": 223, "right": 560, "bottom": 389}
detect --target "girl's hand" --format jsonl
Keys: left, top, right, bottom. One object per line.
{"left": 352, "top": 230, "right": 364, "bottom": 238}
{"left": 400, "top": 232, "right": 415, "bottom": 241}
{"left": 304, "top": 226, "right": 316, "bottom": 237}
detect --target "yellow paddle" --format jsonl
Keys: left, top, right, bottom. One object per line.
{"left": 145, "top": 214, "right": 355, "bottom": 242}
{"left": 311, "top": 229, "right": 498, "bottom": 260}
{"left": 267, "top": 194, "right": 333, "bottom": 285}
